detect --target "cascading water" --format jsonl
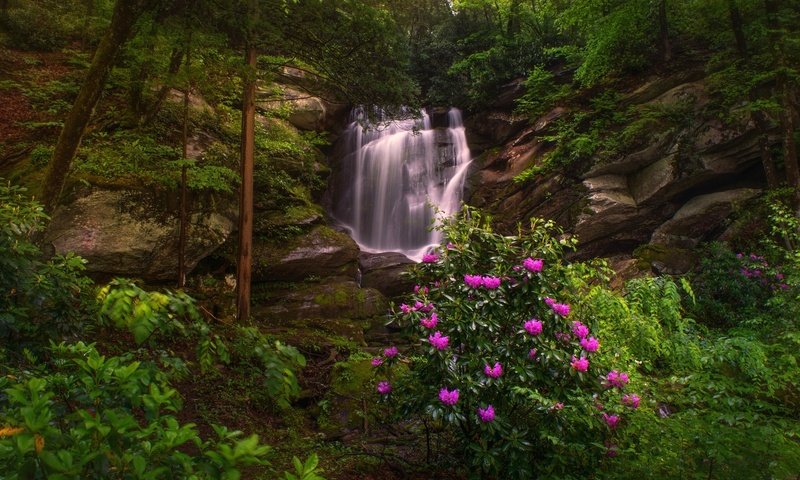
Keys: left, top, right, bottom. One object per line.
{"left": 332, "top": 107, "right": 471, "bottom": 261}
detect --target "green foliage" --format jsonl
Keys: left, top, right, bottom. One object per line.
{"left": 283, "top": 454, "right": 324, "bottom": 480}
{"left": 515, "top": 91, "right": 627, "bottom": 181}
{"left": 0, "top": 181, "right": 95, "bottom": 349}
{"left": 76, "top": 132, "right": 238, "bottom": 193}
{"left": 0, "top": 341, "right": 272, "bottom": 479}
{"left": 2, "top": 0, "right": 88, "bottom": 51}
{"left": 515, "top": 66, "right": 570, "bottom": 119}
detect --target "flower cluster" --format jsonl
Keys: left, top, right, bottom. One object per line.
{"left": 428, "top": 331, "right": 449, "bottom": 350}
{"left": 464, "top": 274, "right": 502, "bottom": 289}
{"left": 523, "top": 257, "right": 544, "bottom": 273}
{"left": 420, "top": 313, "right": 439, "bottom": 329}
{"left": 422, "top": 253, "right": 439, "bottom": 263}
{"left": 524, "top": 318, "right": 543, "bottom": 335}
{"left": 478, "top": 405, "right": 495, "bottom": 422}
{"left": 484, "top": 362, "right": 503, "bottom": 378}
{"left": 605, "top": 370, "right": 629, "bottom": 389}
{"left": 544, "top": 297, "right": 570, "bottom": 316}
{"left": 439, "top": 387, "right": 459, "bottom": 405}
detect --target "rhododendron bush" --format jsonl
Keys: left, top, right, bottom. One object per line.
{"left": 373, "top": 208, "right": 644, "bottom": 478}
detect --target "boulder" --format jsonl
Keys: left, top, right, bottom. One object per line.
{"left": 45, "top": 187, "right": 235, "bottom": 281}
{"left": 358, "top": 252, "right": 415, "bottom": 298}
{"left": 252, "top": 226, "right": 359, "bottom": 282}
{"left": 651, "top": 188, "right": 761, "bottom": 248}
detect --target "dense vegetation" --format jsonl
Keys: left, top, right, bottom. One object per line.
{"left": 1, "top": 0, "right": 800, "bottom": 478}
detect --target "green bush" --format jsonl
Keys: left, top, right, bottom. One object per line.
{"left": 374, "top": 207, "right": 643, "bottom": 478}
{"left": 0, "top": 181, "right": 95, "bottom": 348}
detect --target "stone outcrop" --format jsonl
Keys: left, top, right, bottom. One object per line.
{"left": 45, "top": 186, "right": 235, "bottom": 281}
{"left": 465, "top": 72, "right": 769, "bottom": 265}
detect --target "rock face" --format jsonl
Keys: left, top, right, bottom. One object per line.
{"left": 252, "top": 226, "right": 359, "bottom": 282}
{"left": 358, "top": 252, "right": 415, "bottom": 298}
{"left": 45, "top": 187, "right": 235, "bottom": 281}
{"left": 466, "top": 72, "right": 769, "bottom": 263}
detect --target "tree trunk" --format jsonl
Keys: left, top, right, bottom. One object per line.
{"left": 178, "top": 31, "right": 192, "bottom": 289}
{"left": 657, "top": 0, "right": 671, "bottom": 63}
{"left": 139, "top": 47, "right": 184, "bottom": 126}
{"left": 728, "top": 0, "right": 780, "bottom": 187}
{"left": 236, "top": 44, "right": 257, "bottom": 321}
{"left": 41, "top": 0, "right": 147, "bottom": 212}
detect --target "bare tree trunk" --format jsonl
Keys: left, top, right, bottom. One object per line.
{"left": 658, "top": 0, "right": 671, "bottom": 63}
{"left": 41, "top": 0, "right": 147, "bottom": 212}
{"left": 236, "top": 43, "right": 257, "bottom": 321}
{"left": 178, "top": 31, "right": 192, "bottom": 288}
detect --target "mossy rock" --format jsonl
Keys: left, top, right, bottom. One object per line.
{"left": 255, "top": 280, "right": 389, "bottom": 325}
{"left": 252, "top": 225, "right": 359, "bottom": 282}
{"left": 634, "top": 243, "right": 697, "bottom": 275}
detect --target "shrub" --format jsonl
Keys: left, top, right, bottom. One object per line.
{"left": 0, "top": 181, "right": 95, "bottom": 348}
{"left": 374, "top": 207, "right": 643, "bottom": 478}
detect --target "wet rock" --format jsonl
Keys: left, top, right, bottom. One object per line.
{"left": 358, "top": 252, "right": 415, "bottom": 298}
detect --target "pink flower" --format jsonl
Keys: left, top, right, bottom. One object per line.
{"left": 428, "top": 331, "right": 449, "bottom": 350}
{"left": 571, "top": 355, "right": 589, "bottom": 372}
{"left": 422, "top": 253, "right": 439, "bottom": 263}
{"left": 419, "top": 302, "right": 434, "bottom": 313}
{"left": 478, "top": 405, "right": 495, "bottom": 422}
{"left": 555, "top": 332, "right": 571, "bottom": 343}
{"left": 413, "top": 285, "right": 429, "bottom": 295}
{"left": 371, "top": 357, "right": 384, "bottom": 367}
{"left": 622, "top": 394, "right": 641, "bottom": 409}
{"left": 524, "top": 318, "right": 543, "bottom": 336}
{"left": 551, "top": 302, "right": 570, "bottom": 317}
{"left": 580, "top": 337, "right": 600, "bottom": 352}
{"left": 446, "top": 242, "right": 456, "bottom": 250}
{"left": 523, "top": 257, "right": 544, "bottom": 273}
{"left": 439, "top": 387, "right": 459, "bottom": 405}
{"left": 602, "top": 413, "right": 620, "bottom": 429}
{"left": 464, "top": 274, "right": 483, "bottom": 289}
{"left": 544, "top": 297, "right": 556, "bottom": 307}
{"left": 413, "top": 301, "right": 424, "bottom": 311}
{"left": 571, "top": 321, "right": 589, "bottom": 339}
{"left": 377, "top": 381, "right": 391, "bottom": 395}
{"left": 384, "top": 346, "right": 399, "bottom": 358}
{"left": 528, "top": 348, "right": 538, "bottom": 359}
{"left": 399, "top": 303, "right": 412, "bottom": 314}
{"left": 420, "top": 313, "right": 439, "bottom": 329}
{"left": 605, "top": 370, "right": 629, "bottom": 389}
{"left": 481, "top": 276, "right": 502, "bottom": 289}
{"left": 484, "top": 362, "right": 503, "bottom": 378}
{"left": 551, "top": 402, "right": 564, "bottom": 411}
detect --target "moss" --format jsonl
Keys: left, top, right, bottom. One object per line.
{"left": 633, "top": 243, "right": 697, "bottom": 272}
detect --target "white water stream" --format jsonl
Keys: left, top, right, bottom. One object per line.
{"left": 333, "top": 107, "right": 471, "bottom": 261}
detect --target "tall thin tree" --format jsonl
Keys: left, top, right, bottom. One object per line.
{"left": 236, "top": 0, "right": 258, "bottom": 321}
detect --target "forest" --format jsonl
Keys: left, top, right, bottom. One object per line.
{"left": 1, "top": 0, "right": 800, "bottom": 478}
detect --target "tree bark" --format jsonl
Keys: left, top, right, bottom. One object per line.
{"left": 178, "top": 31, "right": 191, "bottom": 288}
{"left": 236, "top": 43, "right": 257, "bottom": 321}
{"left": 657, "top": 0, "right": 671, "bottom": 63}
{"left": 139, "top": 47, "right": 184, "bottom": 126}
{"left": 41, "top": 0, "right": 147, "bottom": 212}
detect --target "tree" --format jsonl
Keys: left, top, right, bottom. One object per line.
{"left": 41, "top": 0, "right": 160, "bottom": 212}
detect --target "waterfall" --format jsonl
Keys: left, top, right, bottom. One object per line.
{"left": 332, "top": 107, "right": 471, "bottom": 261}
